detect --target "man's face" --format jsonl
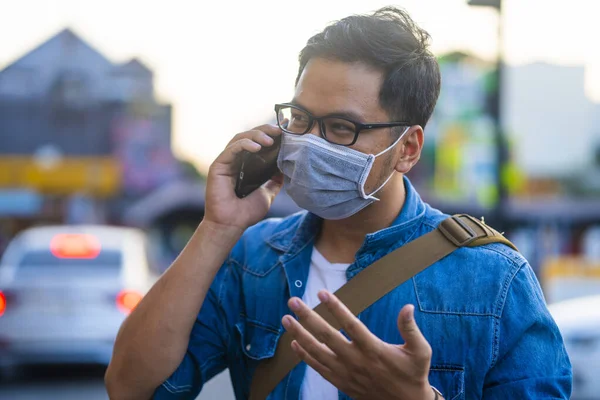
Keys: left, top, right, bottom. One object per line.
{"left": 292, "top": 57, "right": 402, "bottom": 193}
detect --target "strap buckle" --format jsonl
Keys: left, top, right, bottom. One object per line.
{"left": 439, "top": 215, "right": 480, "bottom": 247}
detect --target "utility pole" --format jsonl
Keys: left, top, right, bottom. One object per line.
{"left": 467, "top": 0, "right": 508, "bottom": 229}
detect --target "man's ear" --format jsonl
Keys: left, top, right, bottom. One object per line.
{"left": 395, "top": 126, "right": 424, "bottom": 174}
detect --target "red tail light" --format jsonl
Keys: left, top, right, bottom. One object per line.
{"left": 0, "top": 291, "right": 6, "bottom": 317}
{"left": 116, "top": 290, "right": 143, "bottom": 314}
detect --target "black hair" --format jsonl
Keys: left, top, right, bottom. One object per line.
{"left": 296, "top": 6, "right": 441, "bottom": 128}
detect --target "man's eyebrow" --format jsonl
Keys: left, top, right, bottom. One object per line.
{"left": 289, "top": 99, "right": 366, "bottom": 123}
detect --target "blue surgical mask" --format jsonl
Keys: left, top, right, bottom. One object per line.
{"left": 277, "top": 127, "right": 409, "bottom": 220}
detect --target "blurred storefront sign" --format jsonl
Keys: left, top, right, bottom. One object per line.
{"left": 0, "top": 156, "right": 120, "bottom": 197}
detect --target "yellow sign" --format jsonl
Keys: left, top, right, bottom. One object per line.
{"left": 543, "top": 256, "right": 600, "bottom": 280}
{"left": 0, "top": 156, "right": 121, "bottom": 197}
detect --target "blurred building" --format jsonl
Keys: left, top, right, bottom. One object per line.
{"left": 0, "top": 27, "right": 302, "bottom": 266}
{"left": 0, "top": 28, "right": 183, "bottom": 250}
{"left": 503, "top": 62, "right": 600, "bottom": 195}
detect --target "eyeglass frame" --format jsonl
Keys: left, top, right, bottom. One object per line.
{"left": 274, "top": 103, "right": 411, "bottom": 146}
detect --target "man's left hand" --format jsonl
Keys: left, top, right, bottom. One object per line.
{"left": 282, "top": 291, "right": 437, "bottom": 400}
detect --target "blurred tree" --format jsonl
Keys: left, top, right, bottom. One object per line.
{"left": 179, "top": 160, "right": 206, "bottom": 181}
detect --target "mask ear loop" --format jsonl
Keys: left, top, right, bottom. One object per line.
{"left": 361, "top": 126, "right": 411, "bottom": 200}
{"left": 374, "top": 126, "right": 410, "bottom": 157}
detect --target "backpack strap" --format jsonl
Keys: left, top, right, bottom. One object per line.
{"left": 249, "top": 214, "right": 517, "bottom": 400}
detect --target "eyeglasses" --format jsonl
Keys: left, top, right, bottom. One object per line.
{"left": 274, "top": 103, "right": 410, "bottom": 146}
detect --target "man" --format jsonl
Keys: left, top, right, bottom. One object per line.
{"left": 105, "top": 7, "right": 572, "bottom": 400}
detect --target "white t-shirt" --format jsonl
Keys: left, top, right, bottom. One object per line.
{"left": 300, "top": 247, "right": 350, "bottom": 400}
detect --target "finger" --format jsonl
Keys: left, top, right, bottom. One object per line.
{"left": 318, "top": 291, "right": 379, "bottom": 351}
{"left": 227, "top": 126, "right": 280, "bottom": 147}
{"left": 287, "top": 297, "right": 352, "bottom": 358}
{"left": 291, "top": 340, "right": 338, "bottom": 385}
{"left": 252, "top": 124, "right": 283, "bottom": 137}
{"left": 241, "top": 129, "right": 277, "bottom": 147}
{"left": 214, "top": 138, "right": 262, "bottom": 167}
{"left": 397, "top": 304, "right": 431, "bottom": 357}
{"left": 282, "top": 315, "right": 339, "bottom": 369}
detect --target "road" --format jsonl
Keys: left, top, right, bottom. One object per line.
{"left": 0, "top": 366, "right": 236, "bottom": 400}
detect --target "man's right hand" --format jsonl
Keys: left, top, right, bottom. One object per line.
{"left": 204, "top": 124, "right": 284, "bottom": 232}
{"left": 105, "top": 124, "right": 285, "bottom": 400}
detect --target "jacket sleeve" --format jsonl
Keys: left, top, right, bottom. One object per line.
{"left": 482, "top": 262, "right": 572, "bottom": 399}
{"left": 152, "top": 263, "right": 233, "bottom": 400}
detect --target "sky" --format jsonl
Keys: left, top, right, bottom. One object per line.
{"left": 0, "top": 0, "right": 598, "bottom": 171}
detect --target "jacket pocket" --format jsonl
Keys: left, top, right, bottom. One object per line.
{"left": 429, "top": 365, "right": 465, "bottom": 400}
{"left": 235, "top": 319, "right": 282, "bottom": 361}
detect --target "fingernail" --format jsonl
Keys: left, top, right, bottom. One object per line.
{"left": 318, "top": 291, "right": 329, "bottom": 303}
{"left": 264, "top": 135, "right": 274, "bottom": 144}
{"left": 282, "top": 316, "right": 292, "bottom": 329}
{"left": 289, "top": 298, "right": 301, "bottom": 311}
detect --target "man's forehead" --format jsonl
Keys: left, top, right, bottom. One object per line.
{"left": 294, "top": 58, "right": 386, "bottom": 119}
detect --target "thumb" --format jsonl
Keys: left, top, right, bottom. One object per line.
{"left": 261, "top": 172, "right": 284, "bottom": 201}
{"left": 397, "top": 304, "right": 431, "bottom": 356}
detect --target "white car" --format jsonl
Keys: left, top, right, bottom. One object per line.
{"left": 0, "top": 225, "right": 158, "bottom": 375}
{"left": 548, "top": 295, "right": 600, "bottom": 400}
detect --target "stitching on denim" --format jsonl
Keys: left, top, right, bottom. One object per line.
{"left": 413, "top": 277, "right": 424, "bottom": 311}
{"left": 490, "top": 306, "right": 500, "bottom": 371}
{"left": 430, "top": 365, "right": 465, "bottom": 400}
{"left": 163, "top": 380, "right": 190, "bottom": 391}
{"left": 216, "top": 262, "right": 231, "bottom": 309}
{"left": 416, "top": 222, "right": 524, "bottom": 318}
{"left": 489, "top": 260, "right": 527, "bottom": 368}
{"left": 243, "top": 318, "right": 282, "bottom": 334}
{"left": 477, "top": 244, "right": 524, "bottom": 269}
{"left": 283, "top": 364, "right": 295, "bottom": 400}
{"left": 216, "top": 261, "right": 232, "bottom": 346}
{"left": 494, "top": 260, "right": 525, "bottom": 318}
{"left": 414, "top": 275, "right": 500, "bottom": 317}
{"left": 288, "top": 230, "right": 317, "bottom": 258}
{"left": 162, "top": 379, "right": 192, "bottom": 393}
{"left": 233, "top": 256, "right": 281, "bottom": 278}
{"left": 266, "top": 223, "right": 299, "bottom": 251}
{"left": 198, "top": 352, "right": 224, "bottom": 371}
{"left": 418, "top": 309, "right": 498, "bottom": 317}
{"left": 430, "top": 366, "right": 464, "bottom": 372}
{"left": 352, "top": 215, "right": 425, "bottom": 277}
{"left": 235, "top": 321, "right": 281, "bottom": 361}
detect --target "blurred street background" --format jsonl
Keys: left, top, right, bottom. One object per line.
{"left": 0, "top": 0, "right": 599, "bottom": 399}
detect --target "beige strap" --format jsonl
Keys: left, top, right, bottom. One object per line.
{"left": 249, "top": 214, "right": 517, "bottom": 400}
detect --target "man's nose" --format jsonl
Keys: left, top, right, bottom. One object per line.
{"left": 307, "top": 120, "right": 322, "bottom": 138}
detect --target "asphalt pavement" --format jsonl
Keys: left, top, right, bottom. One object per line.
{"left": 0, "top": 366, "right": 236, "bottom": 400}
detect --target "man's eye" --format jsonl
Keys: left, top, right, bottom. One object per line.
{"left": 291, "top": 114, "right": 308, "bottom": 122}
{"left": 329, "top": 122, "right": 354, "bottom": 134}
{"left": 332, "top": 123, "right": 351, "bottom": 131}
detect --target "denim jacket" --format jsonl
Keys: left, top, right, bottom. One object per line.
{"left": 153, "top": 177, "right": 572, "bottom": 400}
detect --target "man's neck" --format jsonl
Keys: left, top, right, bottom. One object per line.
{"left": 314, "top": 176, "right": 406, "bottom": 264}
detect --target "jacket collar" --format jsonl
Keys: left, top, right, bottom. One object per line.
{"left": 266, "top": 176, "right": 427, "bottom": 258}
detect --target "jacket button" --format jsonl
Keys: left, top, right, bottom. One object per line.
{"left": 246, "top": 344, "right": 252, "bottom": 351}
{"left": 295, "top": 280, "right": 302, "bottom": 288}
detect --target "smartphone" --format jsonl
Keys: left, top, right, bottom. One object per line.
{"left": 234, "top": 134, "right": 282, "bottom": 198}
